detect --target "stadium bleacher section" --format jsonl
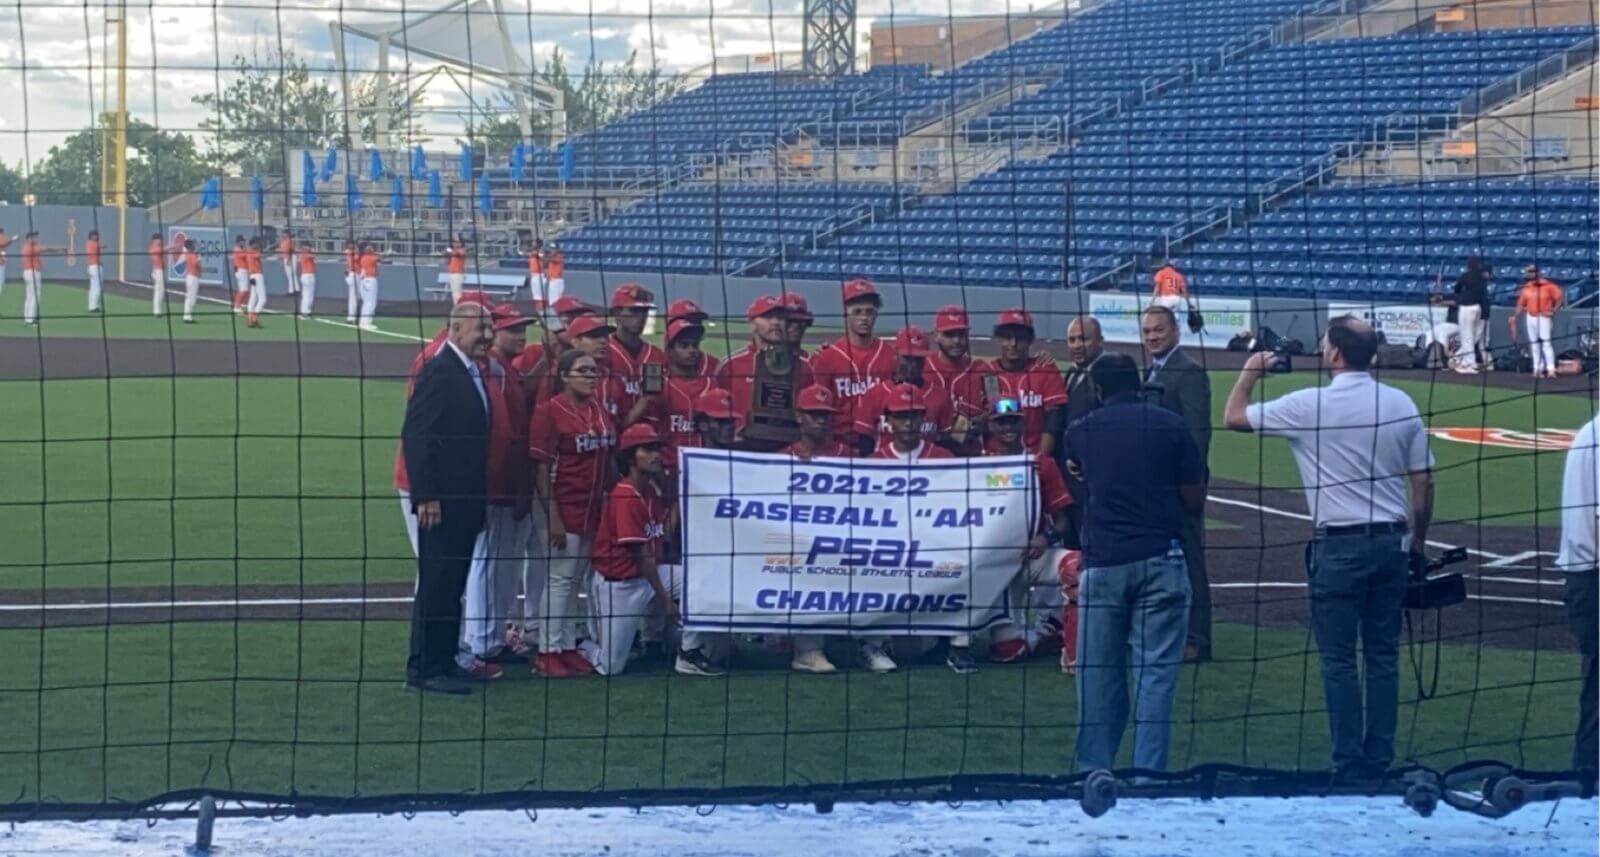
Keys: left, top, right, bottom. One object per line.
{"left": 777, "top": 27, "right": 1596, "bottom": 288}
{"left": 1148, "top": 178, "right": 1599, "bottom": 302}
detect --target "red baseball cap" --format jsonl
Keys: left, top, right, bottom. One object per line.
{"left": 841, "top": 277, "right": 880, "bottom": 306}
{"left": 667, "top": 298, "right": 708, "bottom": 323}
{"left": 610, "top": 283, "right": 656, "bottom": 310}
{"left": 795, "top": 385, "right": 837, "bottom": 413}
{"left": 491, "top": 303, "right": 532, "bottom": 331}
{"left": 881, "top": 382, "right": 928, "bottom": 414}
{"left": 456, "top": 290, "right": 495, "bottom": 308}
{"left": 617, "top": 423, "right": 665, "bottom": 451}
{"left": 933, "top": 305, "right": 970, "bottom": 333}
{"left": 694, "top": 388, "right": 737, "bottom": 420}
{"left": 666, "top": 319, "right": 704, "bottom": 345}
{"left": 894, "top": 326, "right": 933, "bottom": 358}
{"left": 994, "top": 308, "right": 1035, "bottom": 333}
{"left": 782, "top": 292, "right": 814, "bottom": 322}
{"left": 747, "top": 294, "right": 787, "bottom": 321}
{"left": 566, "top": 314, "right": 615, "bottom": 339}
{"left": 551, "top": 296, "right": 591, "bottom": 316}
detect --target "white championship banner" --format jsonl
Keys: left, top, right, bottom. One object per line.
{"left": 678, "top": 450, "right": 1038, "bottom": 635}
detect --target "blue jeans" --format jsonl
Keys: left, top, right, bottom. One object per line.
{"left": 1306, "top": 532, "right": 1408, "bottom": 771}
{"left": 1075, "top": 548, "right": 1191, "bottom": 772}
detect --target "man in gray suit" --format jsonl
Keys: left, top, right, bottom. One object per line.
{"left": 1141, "top": 306, "right": 1213, "bottom": 662}
{"left": 1058, "top": 316, "right": 1105, "bottom": 548}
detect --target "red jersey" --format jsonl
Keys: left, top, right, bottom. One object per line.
{"left": 992, "top": 356, "right": 1069, "bottom": 452}
{"left": 298, "top": 247, "right": 316, "bottom": 276}
{"left": 245, "top": 248, "right": 264, "bottom": 276}
{"left": 233, "top": 245, "right": 248, "bottom": 272}
{"left": 527, "top": 251, "right": 543, "bottom": 275}
{"left": 606, "top": 336, "right": 668, "bottom": 424}
{"left": 809, "top": 337, "right": 896, "bottom": 438}
{"left": 926, "top": 352, "right": 994, "bottom": 418}
{"left": 86, "top": 238, "right": 101, "bottom": 267}
{"left": 183, "top": 251, "right": 201, "bottom": 277}
{"left": 444, "top": 247, "right": 466, "bottom": 275}
{"left": 1516, "top": 279, "right": 1563, "bottom": 316}
{"left": 21, "top": 239, "right": 42, "bottom": 272}
{"left": 869, "top": 439, "right": 954, "bottom": 461}
{"left": 484, "top": 355, "right": 530, "bottom": 508}
{"left": 528, "top": 393, "right": 616, "bottom": 535}
{"left": 780, "top": 439, "right": 855, "bottom": 459}
{"left": 649, "top": 373, "right": 715, "bottom": 470}
{"left": 591, "top": 480, "right": 667, "bottom": 581}
{"left": 149, "top": 239, "right": 165, "bottom": 272}
{"left": 714, "top": 344, "right": 815, "bottom": 427}
{"left": 852, "top": 378, "right": 955, "bottom": 444}
{"left": 547, "top": 252, "right": 564, "bottom": 278}
{"left": 392, "top": 329, "right": 450, "bottom": 492}
{"left": 1153, "top": 266, "right": 1187, "bottom": 297}
{"left": 359, "top": 251, "right": 380, "bottom": 278}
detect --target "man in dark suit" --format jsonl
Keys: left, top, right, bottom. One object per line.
{"left": 402, "top": 302, "right": 495, "bottom": 694}
{"left": 1058, "top": 316, "right": 1105, "bottom": 547}
{"left": 1141, "top": 306, "right": 1213, "bottom": 662}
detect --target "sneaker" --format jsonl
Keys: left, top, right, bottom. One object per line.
{"left": 504, "top": 627, "right": 535, "bottom": 657}
{"left": 791, "top": 649, "right": 837, "bottom": 673}
{"left": 675, "top": 648, "right": 727, "bottom": 676}
{"left": 359, "top": 323, "right": 380, "bottom": 332}
{"left": 946, "top": 645, "right": 978, "bottom": 674}
{"left": 858, "top": 643, "right": 897, "bottom": 673}
{"left": 558, "top": 649, "right": 596, "bottom": 675}
{"left": 344, "top": 317, "right": 357, "bottom": 324}
{"left": 183, "top": 317, "right": 196, "bottom": 324}
{"left": 455, "top": 659, "right": 504, "bottom": 682}
{"left": 989, "top": 637, "right": 1029, "bottom": 664}
{"left": 533, "top": 652, "right": 571, "bottom": 678}
{"left": 1060, "top": 651, "right": 1077, "bottom": 676}
{"left": 299, "top": 314, "right": 313, "bottom": 321}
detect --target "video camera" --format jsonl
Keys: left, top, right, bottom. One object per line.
{"left": 1404, "top": 546, "right": 1468, "bottom": 611}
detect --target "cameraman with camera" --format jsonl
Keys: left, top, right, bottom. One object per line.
{"left": 1223, "top": 315, "right": 1436, "bottom": 782}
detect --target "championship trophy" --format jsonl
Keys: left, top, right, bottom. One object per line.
{"left": 740, "top": 346, "right": 800, "bottom": 445}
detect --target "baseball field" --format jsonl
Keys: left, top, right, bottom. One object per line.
{"left": 0, "top": 280, "right": 1589, "bottom": 809}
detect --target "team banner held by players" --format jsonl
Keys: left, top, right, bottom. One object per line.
{"left": 678, "top": 451, "right": 1038, "bottom": 635}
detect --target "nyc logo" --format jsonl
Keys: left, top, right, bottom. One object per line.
{"left": 985, "top": 472, "right": 1025, "bottom": 489}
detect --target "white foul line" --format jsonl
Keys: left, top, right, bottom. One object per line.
{"left": 143, "top": 281, "right": 426, "bottom": 343}
{"left": 1206, "top": 494, "right": 1526, "bottom": 563}
{"left": 1212, "top": 581, "right": 1563, "bottom": 608}
{"left": 0, "top": 596, "right": 412, "bottom": 613}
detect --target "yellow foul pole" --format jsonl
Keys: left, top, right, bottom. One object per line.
{"left": 102, "top": 6, "right": 129, "bottom": 282}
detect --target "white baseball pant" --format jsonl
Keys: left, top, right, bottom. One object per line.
{"left": 358, "top": 276, "right": 379, "bottom": 328}
{"left": 298, "top": 273, "right": 317, "bottom": 316}
{"left": 581, "top": 564, "right": 706, "bottom": 675}
{"left": 1526, "top": 315, "right": 1555, "bottom": 375}
{"left": 990, "top": 549, "right": 1069, "bottom": 645}
{"left": 546, "top": 277, "right": 565, "bottom": 306}
{"left": 247, "top": 274, "right": 267, "bottom": 315}
{"left": 151, "top": 270, "right": 166, "bottom": 315}
{"left": 447, "top": 272, "right": 465, "bottom": 303}
{"left": 21, "top": 270, "right": 40, "bottom": 324}
{"left": 521, "top": 504, "right": 549, "bottom": 637}
{"left": 457, "top": 504, "right": 520, "bottom": 668}
{"left": 1152, "top": 295, "right": 1185, "bottom": 313}
{"left": 399, "top": 490, "right": 420, "bottom": 557}
{"left": 87, "top": 264, "right": 103, "bottom": 311}
{"left": 235, "top": 270, "right": 250, "bottom": 298}
{"left": 540, "top": 532, "right": 592, "bottom": 652}
{"left": 1456, "top": 304, "right": 1481, "bottom": 369}
{"left": 0, "top": 262, "right": 7, "bottom": 294}
{"left": 282, "top": 258, "right": 298, "bottom": 293}
{"left": 528, "top": 274, "right": 549, "bottom": 305}
{"left": 183, "top": 275, "right": 200, "bottom": 320}
{"left": 344, "top": 273, "right": 358, "bottom": 322}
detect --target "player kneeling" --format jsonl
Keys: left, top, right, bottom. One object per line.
{"left": 582, "top": 424, "right": 708, "bottom": 676}
{"left": 984, "top": 396, "right": 1072, "bottom": 664}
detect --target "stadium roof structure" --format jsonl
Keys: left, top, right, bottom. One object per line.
{"left": 329, "top": 0, "right": 565, "bottom": 148}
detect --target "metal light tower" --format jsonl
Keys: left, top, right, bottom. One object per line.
{"left": 803, "top": 0, "right": 856, "bottom": 78}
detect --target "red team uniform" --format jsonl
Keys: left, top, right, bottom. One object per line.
{"left": 527, "top": 394, "right": 616, "bottom": 539}
{"left": 809, "top": 337, "right": 894, "bottom": 439}
{"left": 991, "top": 357, "right": 1067, "bottom": 453}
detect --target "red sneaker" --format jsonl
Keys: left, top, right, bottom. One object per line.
{"left": 533, "top": 652, "right": 571, "bottom": 678}
{"left": 989, "top": 638, "right": 1029, "bottom": 664}
{"left": 559, "top": 650, "right": 596, "bottom": 675}
{"left": 459, "top": 659, "right": 504, "bottom": 682}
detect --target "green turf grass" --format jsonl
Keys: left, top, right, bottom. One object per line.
{"left": 0, "top": 620, "right": 1576, "bottom": 808}
{"left": 0, "top": 280, "right": 431, "bottom": 342}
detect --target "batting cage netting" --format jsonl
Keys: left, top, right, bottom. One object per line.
{"left": 0, "top": 0, "right": 1595, "bottom": 829}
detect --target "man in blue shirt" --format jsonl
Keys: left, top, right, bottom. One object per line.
{"left": 1065, "top": 353, "right": 1206, "bottom": 772}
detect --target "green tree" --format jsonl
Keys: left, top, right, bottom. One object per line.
{"left": 192, "top": 47, "right": 343, "bottom": 176}
{"left": 26, "top": 118, "right": 209, "bottom": 206}
{"left": 462, "top": 50, "right": 683, "bottom": 148}
{"left": 0, "top": 159, "right": 22, "bottom": 204}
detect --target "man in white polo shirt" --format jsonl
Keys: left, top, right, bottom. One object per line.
{"left": 1223, "top": 315, "right": 1435, "bottom": 781}
{"left": 1558, "top": 412, "right": 1598, "bottom": 776}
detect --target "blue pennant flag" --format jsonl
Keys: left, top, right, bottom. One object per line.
{"left": 558, "top": 141, "right": 574, "bottom": 184}
{"left": 249, "top": 175, "right": 264, "bottom": 212}
{"left": 200, "top": 177, "right": 220, "bottom": 210}
{"left": 459, "top": 143, "right": 472, "bottom": 181}
{"left": 427, "top": 170, "right": 442, "bottom": 208}
{"left": 320, "top": 147, "right": 338, "bottom": 182}
{"left": 390, "top": 176, "right": 404, "bottom": 215}
{"left": 477, "top": 173, "right": 491, "bottom": 214}
{"left": 510, "top": 142, "right": 526, "bottom": 182}
{"left": 411, "top": 145, "right": 427, "bottom": 180}
{"left": 369, "top": 149, "right": 384, "bottom": 182}
{"left": 300, "top": 166, "right": 317, "bottom": 207}
{"left": 346, "top": 173, "right": 363, "bottom": 211}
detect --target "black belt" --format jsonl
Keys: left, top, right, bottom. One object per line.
{"left": 1316, "top": 521, "right": 1408, "bottom": 538}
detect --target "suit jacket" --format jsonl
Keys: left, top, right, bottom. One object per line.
{"left": 1056, "top": 355, "right": 1104, "bottom": 496}
{"left": 1145, "top": 347, "right": 1212, "bottom": 466}
{"left": 402, "top": 346, "right": 491, "bottom": 518}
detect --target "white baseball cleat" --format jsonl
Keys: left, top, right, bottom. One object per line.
{"left": 791, "top": 649, "right": 837, "bottom": 674}
{"left": 858, "top": 643, "right": 897, "bottom": 673}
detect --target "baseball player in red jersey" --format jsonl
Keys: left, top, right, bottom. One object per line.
{"left": 782, "top": 292, "right": 814, "bottom": 359}
{"left": 563, "top": 313, "right": 623, "bottom": 418}
{"left": 666, "top": 298, "right": 719, "bottom": 376}
{"left": 990, "top": 309, "right": 1067, "bottom": 456}
{"left": 927, "top": 306, "right": 996, "bottom": 454}
{"left": 149, "top": 233, "right": 168, "bottom": 316}
{"left": 781, "top": 386, "right": 854, "bottom": 460}
{"left": 653, "top": 319, "right": 716, "bottom": 471}
{"left": 983, "top": 396, "right": 1071, "bottom": 664}
{"left": 527, "top": 348, "right": 616, "bottom": 678}
{"left": 231, "top": 235, "right": 250, "bottom": 313}
{"left": 853, "top": 326, "right": 956, "bottom": 454}
{"left": 607, "top": 283, "right": 668, "bottom": 428}
{"left": 810, "top": 278, "right": 895, "bottom": 440}
{"left": 579, "top": 423, "right": 687, "bottom": 676}
{"left": 486, "top": 305, "right": 539, "bottom": 658}
{"left": 714, "top": 295, "right": 815, "bottom": 447}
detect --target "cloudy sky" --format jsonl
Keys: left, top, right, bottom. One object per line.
{"left": 0, "top": 0, "right": 1041, "bottom": 169}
